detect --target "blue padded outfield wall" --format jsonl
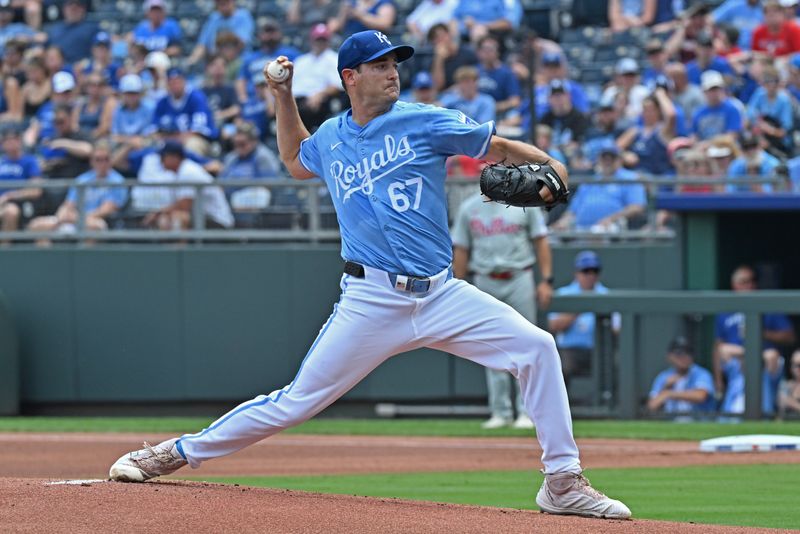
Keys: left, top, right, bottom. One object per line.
{"left": 0, "top": 244, "right": 681, "bottom": 407}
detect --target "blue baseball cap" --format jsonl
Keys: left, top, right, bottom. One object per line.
{"left": 542, "top": 51, "right": 563, "bottom": 66}
{"left": 166, "top": 67, "right": 184, "bottom": 79}
{"left": 93, "top": 31, "right": 111, "bottom": 46}
{"left": 160, "top": 139, "right": 185, "bottom": 158}
{"left": 575, "top": 250, "right": 602, "bottom": 271}
{"left": 597, "top": 138, "right": 620, "bottom": 157}
{"left": 337, "top": 30, "right": 414, "bottom": 74}
{"left": 412, "top": 71, "right": 433, "bottom": 89}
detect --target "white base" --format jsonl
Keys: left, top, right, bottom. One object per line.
{"left": 699, "top": 434, "right": 800, "bottom": 453}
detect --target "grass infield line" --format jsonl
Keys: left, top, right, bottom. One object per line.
{"left": 192, "top": 464, "right": 800, "bottom": 530}
{"left": 1, "top": 417, "right": 800, "bottom": 441}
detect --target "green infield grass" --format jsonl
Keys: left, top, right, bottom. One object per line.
{"left": 195, "top": 464, "right": 800, "bottom": 530}
{"left": 1, "top": 417, "right": 800, "bottom": 441}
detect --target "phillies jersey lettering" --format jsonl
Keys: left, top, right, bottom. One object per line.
{"left": 300, "top": 101, "right": 495, "bottom": 276}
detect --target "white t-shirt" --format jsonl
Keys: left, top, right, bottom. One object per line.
{"left": 132, "top": 153, "right": 234, "bottom": 228}
{"left": 291, "top": 49, "right": 341, "bottom": 98}
{"left": 407, "top": 0, "right": 458, "bottom": 37}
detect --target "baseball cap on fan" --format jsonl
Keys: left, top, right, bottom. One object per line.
{"left": 337, "top": 30, "right": 414, "bottom": 74}
{"left": 52, "top": 71, "right": 76, "bottom": 93}
{"left": 574, "top": 250, "right": 602, "bottom": 271}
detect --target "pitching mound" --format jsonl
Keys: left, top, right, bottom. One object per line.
{"left": 0, "top": 478, "right": 780, "bottom": 534}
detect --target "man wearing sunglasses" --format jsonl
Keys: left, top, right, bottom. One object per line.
{"left": 548, "top": 251, "right": 618, "bottom": 396}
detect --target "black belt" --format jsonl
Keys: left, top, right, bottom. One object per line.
{"left": 344, "top": 261, "right": 433, "bottom": 293}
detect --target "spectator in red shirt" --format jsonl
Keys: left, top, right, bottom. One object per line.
{"left": 751, "top": 0, "right": 800, "bottom": 57}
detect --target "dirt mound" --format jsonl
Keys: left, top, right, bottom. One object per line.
{"left": 0, "top": 478, "right": 779, "bottom": 534}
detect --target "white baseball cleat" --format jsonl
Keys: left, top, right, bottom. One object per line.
{"left": 481, "top": 416, "right": 512, "bottom": 429}
{"left": 536, "top": 471, "right": 631, "bottom": 519}
{"left": 109, "top": 438, "right": 188, "bottom": 482}
{"left": 512, "top": 414, "right": 535, "bottom": 429}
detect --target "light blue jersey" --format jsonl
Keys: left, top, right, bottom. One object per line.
{"left": 299, "top": 101, "right": 495, "bottom": 276}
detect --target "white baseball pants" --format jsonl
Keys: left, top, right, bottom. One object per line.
{"left": 177, "top": 265, "right": 581, "bottom": 475}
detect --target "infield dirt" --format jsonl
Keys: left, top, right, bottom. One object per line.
{"left": 1, "top": 432, "right": 798, "bottom": 533}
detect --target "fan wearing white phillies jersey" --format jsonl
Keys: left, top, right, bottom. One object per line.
{"left": 109, "top": 30, "right": 631, "bottom": 521}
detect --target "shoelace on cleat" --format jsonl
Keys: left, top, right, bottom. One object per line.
{"left": 142, "top": 441, "right": 174, "bottom": 464}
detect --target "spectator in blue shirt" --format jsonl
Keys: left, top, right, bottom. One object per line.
{"left": 219, "top": 121, "right": 284, "bottom": 226}
{"left": 535, "top": 52, "right": 590, "bottom": 118}
{"left": 28, "top": 141, "right": 127, "bottom": 241}
{"left": 439, "top": 66, "right": 495, "bottom": 124}
{"left": 235, "top": 19, "right": 301, "bottom": 102}
{"left": 551, "top": 142, "right": 647, "bottom": 231}
{"left": 618, "top": 86, "right": 677, "bottom": 176}
{"left": 648, "top": 336, "right": 716, "bottom": 415}
{"left": 406, "top": 71, "right": 439, "bottom": 105}
{"left": 152, "top": 67, "right": 217, "bottom": 155}
{"left": 0, "top": 1, "right": 41, "bottom": 56}
{"left": 45, "top": 0, "right": 98, "bottom": 64}
{"left": 329, "top": 0, "right": 397, "bottom": 38}
{"left": 608, "top": 0, "right": 657, "bottom": 33}
{"left": 691, "top": 70, "right": 744, "bottom": 141}
{"left": 130, "top": 0, "right": 183, "bottom": 57}
{"left": 187, "top": 0, "right": 255, "bottom": 68}
{"left": 641, "top": 40, "right": 669, "bottom": 86}
{"left": 110, "top": 74, "right": 154, "bottom": 171}
{"left": 714, "top": 265, "right": 796, "bottom": 414}
{"left": 747, "top": 65, "right": 793, "bottom": 156}
{"left": 686, "top": 30, "right": 734, "bottom": 86}
{"left": 238, "top": 74, "right": 273, "bottom": 144}
{"left": 76, "top": 31, "right": 122, "bottom": 90}
{"left": 712, "top": 0, "right": 764, "bottom": 50}
{"left": 450, "top": 0, "right": 521, "bottom": 43}
{"left": 727, "top": 130, "right": 780, "bottom": 192}
{"left": 548, "top": 251, "right": 616, "bottom": 389}
{"left": 0, "top": 128, "right": 42, "bottom": 236}
{"left": 475, "top": 34, "right": 520, "bottom": 119}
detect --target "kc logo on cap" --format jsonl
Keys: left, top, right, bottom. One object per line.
{"left": 337, "top": 30, "right": 415, "bottom": 74}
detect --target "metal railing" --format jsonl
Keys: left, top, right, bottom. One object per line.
{"left": 0, "top": 174, "right": 791, "bottom": 244}
{"left": 550, "top": 290, "right": 800, "bottom": 420}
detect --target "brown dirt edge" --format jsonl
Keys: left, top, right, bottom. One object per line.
{"left": 0, "top": 478, "right": 786, "bottom": 534}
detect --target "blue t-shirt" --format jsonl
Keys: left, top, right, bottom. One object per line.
{"left": 238, "top": 46, "right": 301, "bottom": 99}
{"left": 133, "top": 18, "right": 183, "bottom": 52}
{"left": 198, "top": 8, "right": 255, "bottom": 52}
{"left": 439, "top": 91, "right": 496, "bottom": 124}
{"left": 630, "top": 128, "right": 672, "bottom": 176}
{"left": 453, "top": 0, "right": 521, "bottom": 31}
{"left": 112, "top": 102, "right": 154, "bottom": 136}
{"left": 343, "top": 0, "right": 396, "bottom": 36}
{"left": 534, "top": 80, "right": 590, "bottom": 118}
{"left": 685, "top": 58, "right": 733, "bottom": 86}
{"left": 691, "top": 99, "right": 743, "bottom": 140}
{"left": 547, "top": 280, "right": 610, "bottom": 349}
{"left": 46, "top": 20, "right": 100, "bottom": 64}
{"left": 787, "top": 155, "right": 800, "bottom": 192}
{"left": 65, "top": 169, "right": 128, "bottom": 211}
{"left": 747, "top": 88, "right": 794, "bottom": 133}
{"left": 715, "top": 312, "right": 793, "bottom": 349}
{"left": 712, "top": 0, "right": 763, "bottom": 50}
{"left": 0, "top": 155, "right": 41, "bottom": 194}
{"left": 240, "top": 96, "right": 271, "bottom": 143}
{"left": 649, "top": 364, "right": 716, "bottom": 413}
{"left": 478, "top": 64, "right": 520, "bottom": 104}
{"left": 567, "top": 168, "right": 647, "bottom": 228}
{"left": 726, "top": 151, "right": 779, "bottom": 192}
{"left": 299, "top": 101, "right": 495, "bottom": 276}
{"left": 152, "top": 89, "right": 217, "bottom": 139}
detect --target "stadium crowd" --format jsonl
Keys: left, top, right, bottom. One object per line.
{"left": 2, "top": 0, "right": 800, "bottom": 237}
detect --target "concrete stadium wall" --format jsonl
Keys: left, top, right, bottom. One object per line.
{"left": 0, "top": 243, "right": 682, "bottom": 408}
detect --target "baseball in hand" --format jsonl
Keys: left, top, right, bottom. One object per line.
{"left": 267, "top": 60, "right": 289, "bottom": 83}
